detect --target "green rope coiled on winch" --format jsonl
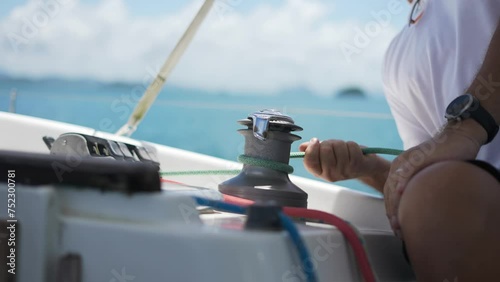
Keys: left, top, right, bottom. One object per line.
{"left": 238, "top": 154, "right": 295, "bottom": 174}
{"left": 160, "top": 169, "right": 242, "bottom": 176}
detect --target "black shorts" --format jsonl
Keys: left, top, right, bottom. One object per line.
{"left": 467, "top": 160, "right": 500, "bottom": 182}
{"left": 402, "top": 159, "right": 500, "bottom": 264}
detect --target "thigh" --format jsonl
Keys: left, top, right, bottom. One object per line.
{"left": 398, "top": 160, "right": 500, "bottom": 281}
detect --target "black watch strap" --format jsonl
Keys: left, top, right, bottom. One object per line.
{"left": 469, "top": 97, "right": 499, "bottom": 144}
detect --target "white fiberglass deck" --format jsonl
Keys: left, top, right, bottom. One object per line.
{"left": 0, "top": 111, "right": 415, "bottom": 281}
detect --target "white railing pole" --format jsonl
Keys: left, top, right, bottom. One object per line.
{"left": 116, "top": 0, "right": 215, "bottom": 136}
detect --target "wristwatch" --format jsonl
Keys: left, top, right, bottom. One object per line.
{"left": 445, "top": 94, "right": 499, "bottom": 144}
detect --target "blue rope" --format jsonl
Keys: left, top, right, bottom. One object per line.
{"left": 192, "top": 197, "right": 317, "bottom": 282}
{"left": 279, "top": 212, "right": 318, "bottom": 282}
{"left": 193, "top": 196, "right": 246, "bottom": 214}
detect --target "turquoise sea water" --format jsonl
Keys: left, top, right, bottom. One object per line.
{"left": 0, "top": 78, "right": 403, "bottom": 195}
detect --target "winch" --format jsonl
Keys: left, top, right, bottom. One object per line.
{"left": 219, "top": 109, "right": 308, "bottom": 207}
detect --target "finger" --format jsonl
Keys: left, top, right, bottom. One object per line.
{"left": 390, "top": 167, "right": 406, "bottom": 228}
{"left": 397, "top": 149, "right": 428, "bottom": 191}
{"left": 384, "top": 167, "right": 401, "bottom": 223}
{"left": 346, "top": 141, "right": 362, "bottom": 157}
{"left": 303, "top": 138, "right": 322, "bottom": 176}
{"left": 384, "top": 147, "right": 433, "bottom": 234}
{"left": 351, "top": 141, "right": 377, "bottom": 163}
{"left": 346, "top": 141, "right": 364, "bottom": 174}
{"left": 390, "top": 161, "right": 421, "bottom": 223}
{"left": 384, "top": 167, "right": 401, "bottom": 214}
{"left": 298, "top": 141, "right": 310, "bottom": 152}
{"left": 331, "top": 140, "right": 349, "bottom": 180}
{"left": 385, "top": 161, "right": 412, "bottom": 232}
{"left": 318, "top": 141, "right": 336, "bottom": 181}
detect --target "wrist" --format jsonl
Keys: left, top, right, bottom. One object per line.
{"left": 443, "top": 118, "right": 488, "bottom": 147}
{"left": 445, "top": 94, "right": 499, "bottom": 144}
{"left": 358, "top": 156, "right": 391, "bottom": 193}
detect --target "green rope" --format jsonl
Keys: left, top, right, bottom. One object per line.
{"left": 290, "top": 147, "right": 403, "bottom": 159}
{"left": 290, "top": 152, "right": 306, "bottom": 158}
{"left": 238, "top": 154, "right": 294, "bottom": 174}
{"left": 160, "top": 147, "right": 403, "bottom": 177}
{"left": 160, "top": 169, "right": 241, "bottom": 176}
{"left": 360, "top": 147, "right": 403, "bottom": 156}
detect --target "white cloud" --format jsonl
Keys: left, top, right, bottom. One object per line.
{"left": 0, "top": 0, "right": 401, "bottom": 96}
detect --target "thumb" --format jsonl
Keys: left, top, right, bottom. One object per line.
{"left": 299, "top": 142, "right": 310, "bottom": 152}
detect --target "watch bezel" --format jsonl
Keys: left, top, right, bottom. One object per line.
{"left": 445, "top": 94, "right": 475, "bottom": 121}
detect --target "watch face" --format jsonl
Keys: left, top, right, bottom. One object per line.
{"left": 445, "top": 94, "right": 474, "bottom": 119}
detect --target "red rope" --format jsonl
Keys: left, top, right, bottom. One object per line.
{"left": 222, "top": 194, "right": 254, "bottom": 206}
{"left": 160, "top": 178, "right": 187, "bottom": 185}
{"left": 223, "top": 194, "right": 376, "bottom": 282}
{"left": 282, "top": 207, "right": 376, "bottom": 282}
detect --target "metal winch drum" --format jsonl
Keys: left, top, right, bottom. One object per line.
{"left": 219, "top": 109, "right": 308, "bottom": 207}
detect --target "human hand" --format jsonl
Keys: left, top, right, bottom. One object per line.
{"left": 299, "top": 138, "right": 388, "bottom": 185}
{"left": 384, "top": 119, "right": 486, "bottom": 236}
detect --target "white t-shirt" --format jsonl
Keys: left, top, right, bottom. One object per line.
{"left": 383, "top": 0, "right": 500, "bottom": 168}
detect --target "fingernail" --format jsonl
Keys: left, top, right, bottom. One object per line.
{"left": 310, "top": 137, "right": 319, "bottom": 143}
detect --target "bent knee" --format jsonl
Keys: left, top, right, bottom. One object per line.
{"left": 398, "top": 160, "right": 500, "bottom": 230}
{"left": 397, "top": 161, "right": 500, "bottom": 280}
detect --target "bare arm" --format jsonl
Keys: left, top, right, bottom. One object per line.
{"left": 384, "top": 20, "right": 500, "bottom": 230}
{"left": 358, "top": 157, "right": 391, "bottom": 193}
{"left": 446, "top": 20, "right": 500, "bottom": 143}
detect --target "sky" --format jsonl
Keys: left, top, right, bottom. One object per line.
{"left": 0, "top": 0, "right": 411, "bottom": 96}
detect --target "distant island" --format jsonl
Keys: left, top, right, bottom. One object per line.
{"left": 336, "top": 86, "right": 366, "bottom": 98}
{"left": 0, "top": 71, "right": 375, "bottom": 99}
